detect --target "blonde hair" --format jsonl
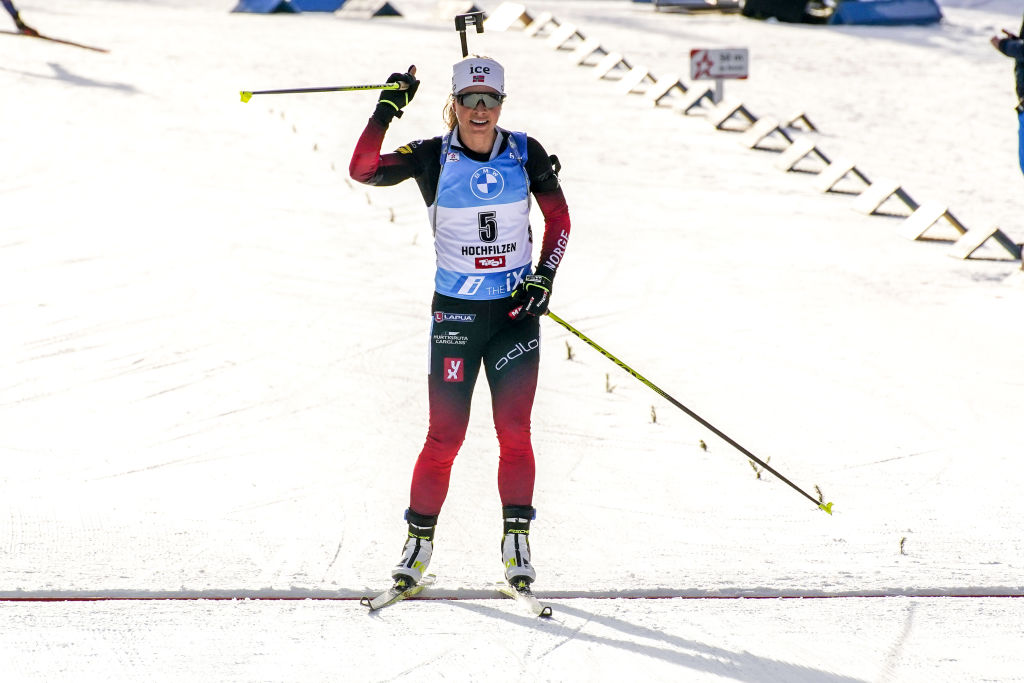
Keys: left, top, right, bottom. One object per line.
{"left": 443, "top": 94, "right": 457, "bottom": 131}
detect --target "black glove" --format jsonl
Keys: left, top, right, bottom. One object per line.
{"left": 374, "top": 66, "right": 419, "bottom": 123}
{"left": 508, "top": 273, "right": 553, "bottom": 321}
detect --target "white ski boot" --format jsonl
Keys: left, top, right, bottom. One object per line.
{"left": 391, "top": 509, "right": 437, "bottom": 586}
{"left": 501, "top": 505, "right": 537, "bottom": 588}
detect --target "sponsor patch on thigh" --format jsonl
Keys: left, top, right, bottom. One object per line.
{"left": 494, "top": 338, "right": 539, "bottom": 372}
{"left": 443, "top": 357, "right": 465, "bottom": 382}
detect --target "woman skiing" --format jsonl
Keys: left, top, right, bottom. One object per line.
{"left": 349, "top": 57, "right": 571, "bottom": 592}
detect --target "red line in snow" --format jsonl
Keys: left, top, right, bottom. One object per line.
{"left": 1, "top": 593, "right": 1022, "bottom": 603}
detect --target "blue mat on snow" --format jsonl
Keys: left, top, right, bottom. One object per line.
{"left": 291, "top": 0, "right": 345, "bottom": 10}
{"left": 829, "top": 0, "right": 942, "bottom": 26}
{"left": 231, "top": 0, "right": 299, "bottom": 12}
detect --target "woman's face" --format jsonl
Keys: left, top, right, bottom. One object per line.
{"left": 454, "top": 88, "right": 503, "bottom": 139}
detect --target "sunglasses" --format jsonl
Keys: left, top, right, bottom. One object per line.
{"left": 456, "top": 92, "right": 505, "bottom": 109}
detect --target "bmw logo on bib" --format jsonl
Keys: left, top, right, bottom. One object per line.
{"left": 470, "top": 167, "right": 504, "bottom": 200}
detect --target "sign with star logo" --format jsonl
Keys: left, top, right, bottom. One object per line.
{"left": 690, "top": 48, "right": 749, "bottom": 80}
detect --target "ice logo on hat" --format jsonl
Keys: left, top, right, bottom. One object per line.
{"left": 470, "top": 167, "right": 504, "bottom": 200}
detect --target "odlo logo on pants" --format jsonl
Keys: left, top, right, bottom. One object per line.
{"left": 444, "top": 358, "right": 464, "bottom": 382}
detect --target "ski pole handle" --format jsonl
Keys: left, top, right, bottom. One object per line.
{"left": 454, "top": 12, "right": 485, "bottom": 58}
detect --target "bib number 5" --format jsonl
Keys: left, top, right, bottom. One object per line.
{"left": 478, "top": 211, "right": 497, "bottom": 243}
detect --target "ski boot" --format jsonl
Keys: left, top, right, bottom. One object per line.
{"left": 12, "top": 12, "right": 39, "bottom": 36}
{"left": 391, "top": 508, "right": 437, "bottom": 588}
{"left": 501, "top": 505, "right": 537, "bottom": 589}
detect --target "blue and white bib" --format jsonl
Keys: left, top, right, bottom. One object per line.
{"left": 430, "top": 129, "right": 533, "bottom": 300}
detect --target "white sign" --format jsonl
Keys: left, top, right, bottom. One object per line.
{"left": 690, "top": 48, "right": 749, "bottom": 81}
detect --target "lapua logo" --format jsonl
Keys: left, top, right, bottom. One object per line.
{"left": 434, "top": 312, "right": 476, "bottom": 323}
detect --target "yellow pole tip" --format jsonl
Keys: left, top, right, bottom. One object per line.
{"left": 820, "top": 502, "right": 834, "bottom": 515}
{"left": 240, "top": 91, "right": 252, "bottom": 103}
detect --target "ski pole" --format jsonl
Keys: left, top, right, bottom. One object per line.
{"left": 546, "top": 311, "right": 833, "bottom": 515}
{"left": 239, "top": 81, "right": 408, "bottom": 103}
{"left": 454, "top": 11, "right": 485, "bottom": 58}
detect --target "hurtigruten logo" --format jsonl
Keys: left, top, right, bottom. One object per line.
{"left": 470, "top": 167, "right": 504, "bottom": 200}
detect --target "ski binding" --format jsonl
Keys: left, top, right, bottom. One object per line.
{"left": 361, "top": 574, "right": 436, "bottom": 611}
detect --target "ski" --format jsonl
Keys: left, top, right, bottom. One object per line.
{"left": 360, "top": 574, "right": 435, "bottom": 612}
{"left": 496, "top": 580, "right": 553, "bottom": 618}
{"left": 0, "top": 29, "right": 109, "bottom": 53}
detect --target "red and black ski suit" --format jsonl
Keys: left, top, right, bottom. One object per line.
{"left": 350, "top": 115, "right": 571, "bottom": 517}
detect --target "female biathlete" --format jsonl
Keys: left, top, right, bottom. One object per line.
{"left": 349, "top": 57, "right": 571, "bottom": 591}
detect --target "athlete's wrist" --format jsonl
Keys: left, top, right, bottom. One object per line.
{"left": 532, "top": 264, "right": 556, "bottom": 284}
{"left": 372, "top": 102, "right": 400, "bottom": 126}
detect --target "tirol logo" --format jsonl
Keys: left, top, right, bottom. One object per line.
{"left": 475, "top": 256, "right": 505, "bottom": 269}
{"left": 434, "top": 312, "right": 476, "bottom": 323}
{"left": 470, "top": 167, "right": 504, "bottom": 200}
{"left": 444, "top": 358, "right": 464, "bottom": 382}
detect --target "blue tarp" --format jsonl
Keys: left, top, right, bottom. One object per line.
{"left": 1018, "top": 111, "right": 1023, "bottom": 175}
{"left": 829, "top": 0, "right": 942, "bottom": 26}
{"left": 231, "top": 0, "right": 298, "bottom": 12}
{"left": 291, "top": 0, "right": 345, "bottom": 10}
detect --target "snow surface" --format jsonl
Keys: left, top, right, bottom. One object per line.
{"left": 2, "top": 0, "right": 1024, "bottom": 680}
